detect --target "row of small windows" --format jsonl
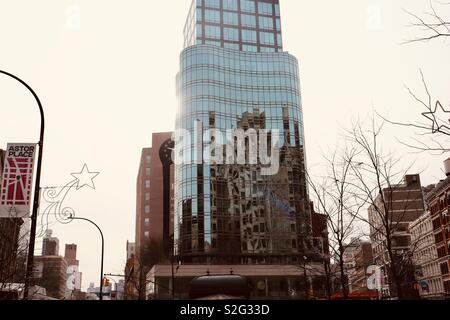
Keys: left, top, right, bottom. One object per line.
{"left": 197, "top": 40, "right": 281, "bottom": 52}
{"left": 180, "top": 100, "right": 302, "bottom": 119}
{"left": 201, "top": 10, "right": 280, "bottom": 31}
{"left": 182, "top": 68, "right": 299, "bottom": 88}
{"left": 203, "top": 0, "right": 280, "bottom": 16}
{"left": 182, "top": 84, "right": 300, "bottom": 105}
{"left": 181, "top": 54, "right": 298, "bottom": 74}
{"left": 201, "top": 25, "right": 281, "bottom": 45}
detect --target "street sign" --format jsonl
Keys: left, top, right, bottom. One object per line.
{"left": 0, "top": 143, "right": 37, "bottom": 218}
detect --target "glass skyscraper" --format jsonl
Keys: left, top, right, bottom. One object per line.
{"left": 175, "top": 0, "right": 313, "bottom": 264}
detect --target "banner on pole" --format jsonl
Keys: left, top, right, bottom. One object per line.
{"left": 0, "top": 143, "right": 37, "bottom": 218}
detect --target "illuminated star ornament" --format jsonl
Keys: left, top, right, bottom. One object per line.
{"left": 71, "top": 164, "right": 100, "bottom": 190}
{"left": 422, "top": 101, "right": 450, "bottom": 134}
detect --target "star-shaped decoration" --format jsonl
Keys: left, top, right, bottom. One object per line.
{"left": 71, "top": 164, "right": 100, "bottom": 190}
{"left": 422, "top": 101, "right": 450, "bottom": 134}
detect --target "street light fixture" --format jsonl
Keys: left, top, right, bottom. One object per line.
{"left": 69, "top": 215, "right": 105, "bottom": 301}
{"left": 0, "top": 70, "right": 45, "bottom": 300}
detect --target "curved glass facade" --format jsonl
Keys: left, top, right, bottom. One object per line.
{"left": 175, "top": 45, "right": 311, "bottom": 264}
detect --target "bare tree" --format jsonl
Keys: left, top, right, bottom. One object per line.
{"left": 346, "top": 118, "right": 424, "bottom": 300}
{"left": 404, "top": 1, "right": 450, "bottom": 44}
{"left": 124, "top": 239, "right": 169, "bottom": 300}
{"left": 308, "top": 146, "right": 366, "bottom": 299}
{"left": 382, "top": 2, "right": 450, "bottom": 153}
{"left": 379, "top": 70, "right": 450, "bottom": 154}
{"left": 0, "top": 219, "right": 28, "bottom": 300}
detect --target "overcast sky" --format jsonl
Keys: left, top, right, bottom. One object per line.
{"left": 0, "top": 0, "right": 449, "bottom": 290}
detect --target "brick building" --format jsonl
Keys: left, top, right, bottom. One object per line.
{"left": 409, "top": 212, "right": 444, "bottom": 299}
{"left": 135, "top": 132, "right": 174, "bottom": 259}
{"left": 425, "top": 159, "right": 450, "bottom": 297}
{"left": 368, "top": 174, "right": 424, "bottom": 299}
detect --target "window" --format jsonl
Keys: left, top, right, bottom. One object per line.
{"left": 242, "top": 29, "right": 257, "bottom": 43}
{"left": 224, "top": 27, "right": 239, "bottom": 41}
{"left": 145, "top": 155, "right": 151, "bottom": 164}
{"left": 205, "top": 25, "right": 221, "bottom": 39}
{"left": 440, "top": 262, "right": 449, "bottom": 275}
{"left": 276, "top": 18, "right": 281, "bottom": 31}
{"left": 196, "top": 8, "right": 203, "bottom": 22}
{"left": 242, "top": 44, "right": 257, "bottom": 52}
{"left": 260, "top": 31, "right": 275, "bottom": 45}
{"left": 196, "top": 23, "right": 203, "bottom": 37}
{"left": 223, "top": 0, "right": 238, "bottom": 11}
{"left": 258, "top": 2, "right": 273, "bottom": 15}
{"left": 275, "top": 4, "right": 280, "bottom": 16}
{"left": 259, "top": 16, "right": 273, "bottom": 30}
{"left": 144, "top": 231, "right": 150, "bottom": 239}
{"left": 260, "top": 46, "right": 276, "bottom": 53}
{"left": 204, "top": 40, "right": 221, "bottom": 46}
{"left": 277, "top": 33, "right": 282, "bottom": 47}
{"left": 224, "top": 42, "right": 240, "bottom": 50}
{"left": 205, "top": 9, "right": 220, "bottom": 23}
{"left": 145, "top": 193, "right": 150, "bottom": 201}
{"left": 205, "top": 0, "right": 220, "bottom": 9}
{"left": 223, "top": 11, "right": 238, "bottom": 25}
{"left": 144, "top": 218, "right": 150, "bottom": 227}
{"left": 145, "top": 168, "right": 150, "bottom": 176}
{"left": 241, "top": 0, "right": 255, "bottom": 13}
{"left": 241, "top": 14, "right": 256, "bottom": 27}
{"left": 145, "top": 180, "right": 150, "bottom": 188}
{"left": 145, "top": 205, "right": 150, "bottom": 214}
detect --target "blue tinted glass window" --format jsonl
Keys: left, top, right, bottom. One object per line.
{"left": 276, "top": 18, "right": 281, "bottom": 31}
{"left": 196, "top": 23, "right": 203, "bottom": 37}
{"left": 258, "top": 2, "right": 273, "bottom": 15}
{"left": 277, "top": 33, "right": 282, "bottom": 47}
{"left": 275, "top": 4, "right": 280, "bottom": 16}
{"left": 223, "top": 11, "right": 238, "bottom": 25}
{"left": 260, "top": 46, "right": 275, "bottom": 53}
{"left": 259, "top": 16, "right": 273, "bottom": 30}
{"left": 241, "top": 0, "right": 255, "bottom": 13}
{"left": 260, "top": 31, "right": 275, "bottom": 45}
{"left": 242, "top": 29, "right": 257, "bottom": 43}
{"left": 205, "top": 25, "right": 221, "bottom": 39}
{"left": 224, "top": 42, "right": 240, "bottom": 50}
{"left": 241, "top": 14, "right": 256, "bottom": 27}
{"left": 196, "top": 8, "right": 203, "bottom": 22}
{"left": 205, "top": 9, "right": 221, "bottom": 23}
{"left": 223, "top": 0, "right": 238, "bottom": 11}
{"left": 242, "top": 44, "right": 258, "bottom": 52}
{"left": 205, "top": 0, "right": 220, "bottom": 9}
{"left": 224, "top": 27, "right": 239, "bottom": 41}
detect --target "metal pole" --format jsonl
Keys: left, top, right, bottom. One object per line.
{"left": 0, "top": 70, "right": 45, "bottom": 300}
{"left": 171, "top": 250, "right": 175, "bottom": 300}
{"left": 70, "top": 216, "right": 104, "bottom": 300}
{"left": 302, "top": 256, "right": 308, "bottom": 300}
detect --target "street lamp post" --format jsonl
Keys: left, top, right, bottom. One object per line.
{"left": 69, "top": 216, "right": 105, "bottom": 300}
{"left": 0, "top": 70, "right": 45, "bottom": 300}
{"left": 302, "top": 256, "right": 309, "bottom": 300}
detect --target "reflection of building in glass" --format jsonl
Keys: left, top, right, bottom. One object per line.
{"left": 175, "top": 0, "right": 315, "bottom": 264}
